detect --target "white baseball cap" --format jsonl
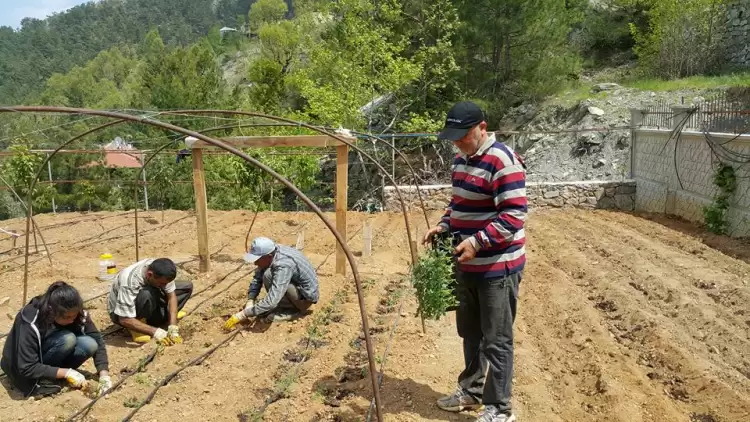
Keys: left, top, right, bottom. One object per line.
{"left": 244, "top": 237, "right": 276, "bottom": 263}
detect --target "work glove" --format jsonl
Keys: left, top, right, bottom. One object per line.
{"left": 64, "top": 368, "right": 86, "bottom": 388}
{"left": 223, "top": 310, "right": 248, "bottom": 331}
{"left": 98, "top": 374, "right": 112, "bottom": 396}
{"left": 245, "top": 299, "right": 256, "bottom": 311}
{"left": 167, "top": 325, "right": 183, "bottom": 344}
{"left": 153, "top": 328, "right": 173, "bottom": 346}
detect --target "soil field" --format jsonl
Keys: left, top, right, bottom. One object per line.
{"left": 0, "top": 208, "right": 748, "bottom": 422}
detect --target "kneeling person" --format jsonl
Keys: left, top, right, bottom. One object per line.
{"left": 107, "top": 258, "right": 193, "bottom": 345}
{"left": 1, "top": 281, "right": 112, "bottom": 398}
{"left": 224, "top": 237, "right": 319, "bottom": 329}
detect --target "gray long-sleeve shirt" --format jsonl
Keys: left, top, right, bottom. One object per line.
{"left": 245, "top": 244, "right": 319, "bottom": 316}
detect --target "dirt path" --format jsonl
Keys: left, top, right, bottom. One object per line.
{"left": 0, "top": 208, "right": 748, "bottom": 422}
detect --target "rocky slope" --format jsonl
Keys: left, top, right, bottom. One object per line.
{"left": 503, "top": 82, "right": 731, "bottom": 182}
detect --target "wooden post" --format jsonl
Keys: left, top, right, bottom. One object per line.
{"left": 363, "top": 221, "right": 372, "bottom": 258}
{"left": 192, "top": 148, "right": 210, "bottom": 272}
{"left": 335, "top": 145, "right": 348, "bottom": 275}
{"left": 296, "top": 231, "right": 305, "bottom": 250}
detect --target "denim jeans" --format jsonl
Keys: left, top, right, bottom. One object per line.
{"left": 42, "top": 328, "right": 98, "bottom": 370}
{"left": 455, "top": 269, "right": 522, "bottom": 414}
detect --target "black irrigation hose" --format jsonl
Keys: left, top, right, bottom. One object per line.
{"left": 365, "top": 285, "right": 409, "bottom": 422}
{"left": 5, "top": 106, "right": 386, "bottom": 421}
{"left": 120, "top": 330, "right": 243, "bottom": 422}
{"left": 64, "top": 349, "right": 159, "bottom": 422}
{"left": 65, "top": 263, "right": 248, "bottom": 420}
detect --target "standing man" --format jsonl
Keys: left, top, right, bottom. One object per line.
{"left": 107, "top": 257, "right": 194, "bottom": 345}
{"left": 423, "top": 101, "right": 527, "bottom": 422}
{"left": 223, "top": 236, "right": 319, "bottom": 330}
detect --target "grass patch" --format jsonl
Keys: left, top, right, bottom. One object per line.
{"left": 622, "top": 72, "right": 750, "bottom": 91}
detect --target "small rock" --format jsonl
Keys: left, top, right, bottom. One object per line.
{"left": 593, "top": 159, "right": 606, "bottom": 168}
{"left": 587, "top": 106, "right": 605, "bottom": 116}
{"left": 592, "top": 83, "right": 621, "bottom": 92}
{"left": 544, "top": 190, "right": 561, "bottom": 199}
{"left": 0, "top": 297, "right": 9, "bottom": 306}
{"left": 596, "top": 374, "right": 610, "bottom": 394}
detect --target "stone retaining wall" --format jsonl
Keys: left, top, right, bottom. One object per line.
{"left": 383, "top": 180, "right": 636, "bottom": 212}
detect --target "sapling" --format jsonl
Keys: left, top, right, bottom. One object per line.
{"left": 410, "top": 233, "right": 458, "bottom": 320}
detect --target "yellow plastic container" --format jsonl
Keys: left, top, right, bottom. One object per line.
{"left": 98, "top": 253, "right": 117, "bottom": 281}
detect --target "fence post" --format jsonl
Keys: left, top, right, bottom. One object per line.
{"left": 629, "top": 108, "right": 643, "bottom": 180}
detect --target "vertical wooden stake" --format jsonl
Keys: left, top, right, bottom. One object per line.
{"left": 363, "top": 221, "right": 372, "bottom": 258}
{"left": 296, "top": 231, "right": 305, "bottom": 250}
{"left": 192, "top": 148, "right": 210, "bottom": 272}
{"left": 335, "top": 145, "right": 348, "bottom": 276}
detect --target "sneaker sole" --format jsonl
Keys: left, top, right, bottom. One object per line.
{"left": 436, "top": 403, "right": 484, "bottom": 412}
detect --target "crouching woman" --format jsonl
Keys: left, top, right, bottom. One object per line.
{"left": 1, "top": 281, "right": 111, "bottom": 398}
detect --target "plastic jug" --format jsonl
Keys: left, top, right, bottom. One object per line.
{"left": 98, "top": 253, "right": 117, "bottom": 281}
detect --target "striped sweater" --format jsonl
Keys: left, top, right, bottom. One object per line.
{"left": 438, "top": 133, "right": 527, "bottom": 279}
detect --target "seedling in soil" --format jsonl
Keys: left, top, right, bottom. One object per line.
{"left": 123, "top": 397, "right": 143, "bottom": 408}
{"left": 132, "top": 373, "right": 152, "bottom": 385}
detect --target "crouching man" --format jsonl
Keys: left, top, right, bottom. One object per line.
{"left": 224, "top": 237, "right": 319, "bottom": 330}
{"left": 107, "top": 257, "right": 193, "bottom": 345}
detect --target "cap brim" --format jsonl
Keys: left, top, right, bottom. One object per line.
{"left": 438, "top": 127, "right": 470, "bottom": 141}
{"left": 243, "top": 253, "right": 262, "bottom": 263}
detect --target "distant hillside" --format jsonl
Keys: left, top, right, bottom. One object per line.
{"left": 0, "top": 0, "right": 254, "bottom": 105}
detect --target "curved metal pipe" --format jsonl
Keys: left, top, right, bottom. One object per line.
{"left": 158, "top": 110, "right": 420, "bottom": 267}
{"left": 19, "top": 119, "right": 125, "bottom": 303}
{"left": 343, "top": 130, "right": 431, "bottom": 229}
{"left": 0, "top": 174, "right": 50, "bottom": 264}
{"left": 133, "top": 122, "right": 286, "bottom": 260}
{"left": 0, "top": 106, "right": 384, "bottom": 422}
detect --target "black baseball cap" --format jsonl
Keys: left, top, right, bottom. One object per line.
{"left": 437, "top": 101, "right": 485, "bottom": 141}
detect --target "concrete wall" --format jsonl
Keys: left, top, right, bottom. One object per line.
{"left": 727, "top": 0, "right": 750, "bottom": 67}
{"left": 632, "top": 128, "right": 750, "bottom": 237}
{"left": 382, "top": 180, "right": 636, "bottom": 212}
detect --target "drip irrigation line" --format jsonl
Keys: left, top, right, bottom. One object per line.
{"left": 365, "top": 284, "right": 409, "bottom": 422}
{"left": 120, "top": 330, "right": 243, "bottom": 422}
{"left": 64, "top": 349, "right": 159, "bottom": 422}
{"left": 4, "top": 106, "right": 387, "bottom": 421}
{"left": 66, "top": 261, "right": 248, "bottom": 420}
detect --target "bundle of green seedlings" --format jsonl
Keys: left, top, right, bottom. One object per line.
{"left": 410, "top": 231, "right": 459, "bottom": 320}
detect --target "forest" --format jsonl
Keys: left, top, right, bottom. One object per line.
{"left": 0, "top": 0, "right": 739, "bottom": 218}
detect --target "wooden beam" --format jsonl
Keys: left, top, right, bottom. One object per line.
{"left": 192, "top": 148, "right": 210, "bottom": 272}
{"left": 185, "top": 135, "right": 356, "bottom": 149}
{"left": 335, "top": 145, "right": 348, "bottom": 275}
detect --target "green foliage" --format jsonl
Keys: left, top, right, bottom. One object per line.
{"left": 2, "top": 145, "right": 44, "bottom": 203}
{"left": 410, "top": 235, "right": 457, "bottom": 320}
{"left": 621, "top": 0, "right": 728, "bottom": 78}
{"left": 0, "top": 0, "right": 237, "bottom": 105}
{"left": 703, "top": 163, "right": 737, "bottom": 235}
{"left": 452, "top": 0, "right": 582, "bottom": 119}
{"left": 248, "top": 0, "right": 289, "bottom": 32}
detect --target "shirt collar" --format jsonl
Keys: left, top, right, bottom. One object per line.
{"left": 461, "top": 133, "right": 496, "bottom": 159}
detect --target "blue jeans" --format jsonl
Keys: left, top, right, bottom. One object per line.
{"left": 42, "top": 329, "right": 98, "bottom": 370}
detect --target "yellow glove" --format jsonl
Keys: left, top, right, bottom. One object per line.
{"left": 153, "top": 328, "right": 174, "bottom": 346}
{"left": 167, "top": 325, "right": 183, "bottom": 344}
{"left": 223, "top": 311, "right": 247, "bottom": 331}
{"left": 65, "top": 368, "right": 86, "bottom": 388}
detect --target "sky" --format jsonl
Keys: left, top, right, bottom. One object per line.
{"left": 0, "top": 0, "right": 89, "bottom": 28}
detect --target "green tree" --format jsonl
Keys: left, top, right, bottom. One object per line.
{"left": 620, "top": 0, "right": 727, "bottom": 78}
{"left": 453, "top": 0, "right": 581, "bottom": 118}
{"left": 248, "top": 0, "right": 289, "bottom": 32}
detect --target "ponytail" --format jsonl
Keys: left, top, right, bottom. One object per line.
{"left": 37, "top": 281, "right": 84, "bottom": 331}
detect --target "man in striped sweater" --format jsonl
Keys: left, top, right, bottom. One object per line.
{"left": 423, "top": 101, "right": 526, "bottom": 422}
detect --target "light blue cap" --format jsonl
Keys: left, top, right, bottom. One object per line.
{"left": 243, "top": 237, "right": 276, "bottom": 263}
